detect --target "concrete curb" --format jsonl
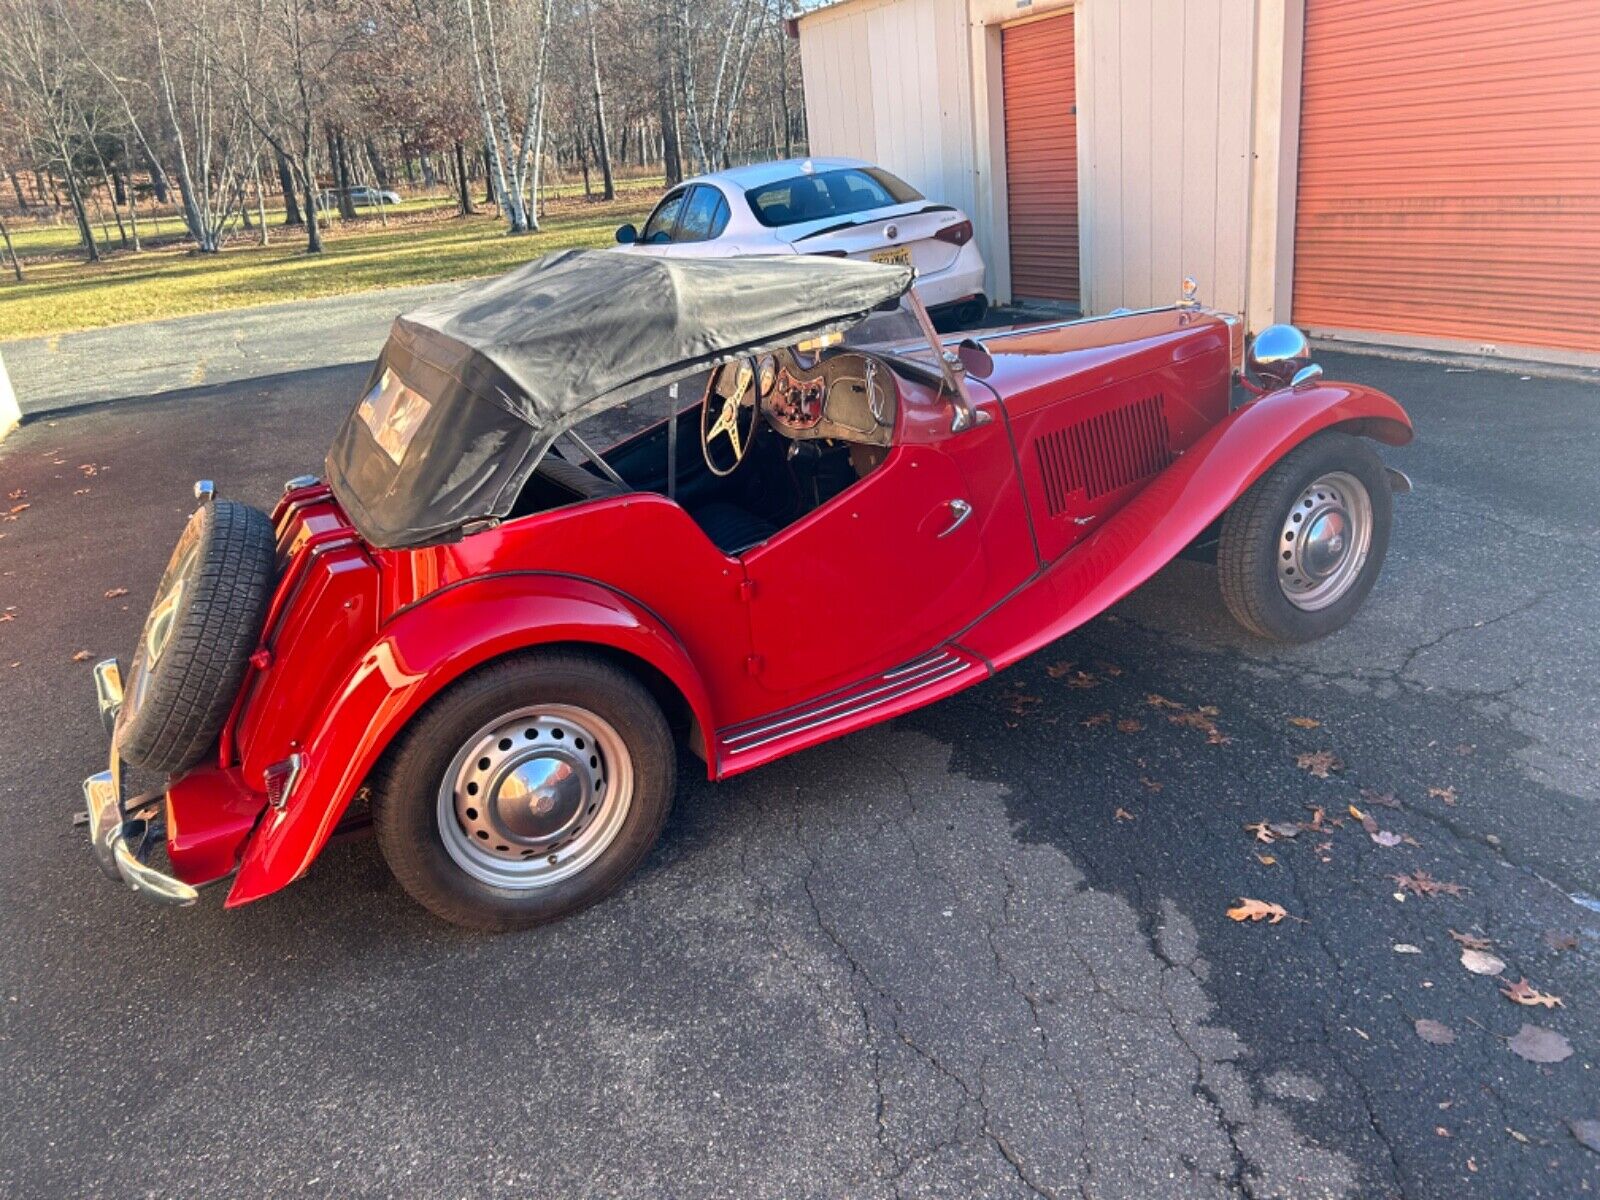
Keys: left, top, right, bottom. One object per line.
{"left": 0, "top": 349, "right": 19, "bottom": 442}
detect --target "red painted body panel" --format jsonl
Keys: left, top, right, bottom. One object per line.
{"left": 160, "top": 308, "right": 1413, "bottom": 908}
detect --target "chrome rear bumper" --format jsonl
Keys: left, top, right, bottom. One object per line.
{"left": 81, "top": 660, "right": 199, "bottom": 906}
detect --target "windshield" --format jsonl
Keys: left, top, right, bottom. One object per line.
{"left": 745, "top": 167, "right": 923, "bottom": 228}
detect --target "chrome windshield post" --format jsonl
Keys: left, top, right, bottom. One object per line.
{"left": 905, "top": 291, "right": 987, "bottom": 434}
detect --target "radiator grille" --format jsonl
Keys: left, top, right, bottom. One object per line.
{"left": 1035, "top": 395, "right": 1172, "bottom": 515}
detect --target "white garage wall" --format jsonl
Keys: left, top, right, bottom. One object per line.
{"left": 798, "top": 0, "right": 990, "bottom": 285}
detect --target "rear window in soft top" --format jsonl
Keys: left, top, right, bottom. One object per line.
{"left": 745, "top": 167, "right": 923, "bottom": 228}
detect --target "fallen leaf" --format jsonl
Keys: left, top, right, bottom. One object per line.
{"left": 103, "top": 587, "right": 129, "bottom": 599}
{"left": 1501, "top": 978, "right": 1563, "bottom": 1009}
{"left": 5, "top": 503, "right": 30, "bottom": 518}
{"left": 1450, "top": 929, "right": 1492, "bottom": 951}
{"left": 0, "top": 612, "right": 13, "bottom": 623}
{"left": 1045, "top": 660, "right": 1076, "bottom": 678}
{"left": 1543, "top": 931, "right": 1579, "bottom": 954}
{"left": 1114, "top": 807, "right": 1135, "bottom": 822}
{"left": 1095, "top": 661, "right": 1124, "bottom": 677}
{"left": 1245, "top": 821, "right": 1277, "bottom": 844}
{"left": 1254, "top": 853, "right": 1276, "bottom": 867}
{"left": 1268, "top": 822, "right": 1301, "bottom": 840}
{"left": 1116, "top": 718, "right": 1143, "bottom": 734}
{"left": 1287, "top": 716, "right": 1321, "bottom": 729}
{"left": 1064, "top": 670, "right": 1100, "bottom": 689}
{"left": 1392, "top": 871, "right": 1467, "bottom": 898}
{"left": 1361, "top": 788, "right": 1401, "bottom": 809}
{"left": 1227, "top": 898, "right": 1291, "bottom": 925}
{"left": 1570, "top": 1119, "right": 1600, "bottom": 1154}
{"left": 1197, "top": 705, "right": 1220, "bottom": 717}
{"left": 1303, "top": 806, "right": 1326, "bottom": 832}
{"left": 1370, "top": 830, "right": 1403, "bottom": 847}
{"left": 1428, "top": 785, "right": 1459, "bottom": 806}
{"left": 1460, "top": 949, "right": 1507, "bottom": 976}
{"left": 1296, "top": 750, "right": 1343, "bottom": 778}
{"left": 1349, "top": 804, "right": 1380, "bottom": 835}
{"left": 1393, "top": 943, "right": 1422, "bottom": 954}
{"left": 1415, "top": 1019, "right": 1456, "bottom": 1045}
{"left": 1435, "top": 1126, "right": 1452, "bottom": 1138}
{"left": 70, "top": 650, "right": 92, "bottom": 663}
{"left": 1146, "top": 693, "right": 1184, "bottom": 710}
{"left": 73, "top": 488, "right": 91, "bottom": 496}
{"left": 79, "top": 463, "right": 98, "bottom": 476}
{"left": 5, "top": 488, "right": 23, "bottom": 501}
{"left": 1080, "top": 711, "right": 1111, "bottom": 728}
{"left": 1005, "top": 692, "right": 1042, "bottom": 716}
{"left": 1139, "top": 776, "right": 1163, "bottom": 793}
{"left": 1507, "top": 1023, "right": 1573, "bottom": 1062}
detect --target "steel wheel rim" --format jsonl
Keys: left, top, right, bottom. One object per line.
{"left": 436, "top": 704, "right": 633, "bottom": 889}
{"left": 129, "top": 543, "right": 199, "bottom": 717}
{"left": 1277, "top": 470, "right": 1372, "bottom": 611}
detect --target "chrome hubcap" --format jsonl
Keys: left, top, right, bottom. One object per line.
{"left": 1278, "top": 471, "right": 1372, "bottom": 611}
{"left": 129, "top": 544, "right": 199, "bottom": 716}
{"left": 437, "top": 705, "right": 632, "bottom": 889}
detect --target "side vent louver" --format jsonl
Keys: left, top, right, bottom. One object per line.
{"left": 1036, "top": 394, "right": 1173, "bottom": 516}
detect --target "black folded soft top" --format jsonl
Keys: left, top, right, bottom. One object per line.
{"left": 325, "top": 248, "right": 914, "bottom": 548}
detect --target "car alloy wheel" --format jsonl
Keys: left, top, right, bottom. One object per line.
{"left": 1276, "top": 471, "right": 1373, "bottom": 611}
{"left": 437, "top": 703, "right": 633, "bottom": 889}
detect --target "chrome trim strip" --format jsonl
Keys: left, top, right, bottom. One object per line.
{"left": 724, "top": 654, "right": 961, "bottom": 747}
{"left": 724, "top": 661, "right": 971, "bottom": 754}
{"left": 882, "top": 650, "right": 955, "bottom": 680}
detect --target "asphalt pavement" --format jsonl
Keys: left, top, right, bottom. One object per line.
{"left": 0, "top": 352, "right": 1597, "bottom": 1199}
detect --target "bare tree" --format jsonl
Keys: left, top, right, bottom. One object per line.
{"left": 460, "top": 0, "right": 555, "bottom": 233}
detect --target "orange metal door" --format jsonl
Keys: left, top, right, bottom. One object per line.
{"left": 1002, "top": 12, "right": 1080, "bottom": 306}
{"left": 1293, "top": 0, "right": 1600, "bottom": 355}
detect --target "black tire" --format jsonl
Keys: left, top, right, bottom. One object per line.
{"left": 371, "top": 650, "right": 676, "bottom": 932}
{"left": 117, "top": 500, "right": 277, "bottom": 774}
{"left": 1217, "top": 431, "right": 1392, "bottom": 643}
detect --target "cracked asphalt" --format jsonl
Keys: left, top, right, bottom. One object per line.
{"left": 1, "top": 351, "right": 1597, "bottom": 1198}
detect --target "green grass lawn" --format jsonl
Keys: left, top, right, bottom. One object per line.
{"left": 0, "top": 190, "right": 655, "bottom": 340}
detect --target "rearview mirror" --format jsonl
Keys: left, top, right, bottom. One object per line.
{"left": 615, "top": 223, "right": 638, "bottom": 245}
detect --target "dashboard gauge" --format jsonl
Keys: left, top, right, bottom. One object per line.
{"left": 756, "top": 355, "right": 778, "bottom": 397}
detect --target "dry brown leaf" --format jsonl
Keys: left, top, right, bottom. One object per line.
{"left": 1460, "top": 949, "right": 1507, "bottom": 976}
{"left": 1146, "top": 693, "right": 1185, "bottom": 710}
{"left": 103, "top": 587, "right": 129, "bottom": 599}
{"left": 1005, "top": 692, "right": 1042, "bottom": 716}
{"left": 1507, "top": 1024, "right": 1573, "bottom": 1063}
{"left": 1116, "top": 718, "right": 1143, "bottom": 734}
{"left": 1303, "top": 806, "right": 1327, "bottom": 832}
{"left": 1296, "top": 750, "right": 1343, "bottom": 778}
{"left": 1254, "top": 853, "right": 1276, "bottom": 867}
{"left": 1268, "top": 822, "right": 1301, "bottom": 840}
{"left": 70, "top": 650, "right": 92, "bottom": 662}
{"left": 1450, "top": 929, "right": 1492, "bottom": 951}
{"left": 1139, "top": 776, "right": 1163, "bottom": 793}
{"left": 1392, "top": 871, "right": 1468, "bottom": 898}
{"left": 1414, "top": 1019, "right": 1456, "bottom": 1045}
{"left": 0, "top": 612, "right": 14, "bottom": 623}
{"left": 1361, "top": 788, "right": 1401, "bottom": 809}
{"left": 1080, "top": 711, "right": 1111, "bottom": 728}
{"left": 1287, "top": 716, "right": 1321, "bottom": 729}
{"left": 79, "top": 463, "right": 98, "bottom": 476}
{"left": 1114, "top": 807, "right": 1135, "bottom": 822}
{"left": 1501, "top": 978, "right": 1563, "bottom": 1009}
{"left": 1064, "top": 671, "right": 1100, "bottom": 689}
{"left": 73, "top": 488, "right": 91, "bottom": 496}
{"left": 5, "top": 503, "right": 30, "bottom": 518}
{"left": 1428, "top": 785, "right": 1459, "bottom": 806}
{"left": 1045, "top": 660, "right": 1076, "bottom": 678}
{"left": 1245, "top": 821, "right": 1277, "bottom": 844}
{"left": 6, "top": 488, "right": 23, "bottom": 501}
{"left": 1543, "top": 931, "right": 1579, "bottom": 954}
{"left": 1227, "top": 898, "right": 1291, "bottom": 925}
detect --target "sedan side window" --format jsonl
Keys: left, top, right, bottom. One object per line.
{"left": 642, "top": 190, "right": 687, "bottom": 244}
{"left": 675, "top": 186, "right": 725, "bottom": 243}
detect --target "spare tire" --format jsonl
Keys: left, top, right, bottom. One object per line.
{"left": 117, "top": 499, "right": 278, "bottom": 775}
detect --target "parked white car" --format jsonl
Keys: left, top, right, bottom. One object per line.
{"left": 616, "top": 157, "right": 988, "bottom": 327}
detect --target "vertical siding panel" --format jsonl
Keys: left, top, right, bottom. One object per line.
{"left": 1180, "top": 0, "right": 1221, "bottom": 302}
{"left": 1148, "top": 0, "right": 1187, "bottom": 308}
{"left": 1087, "top": 0, "right": 1124, "bottom": 312}
{"left": 1211, "top": 0, "right": 1255, "bottom": 313}
{"left": 1119, "top": 0, "right": 1154, "bottom": 308}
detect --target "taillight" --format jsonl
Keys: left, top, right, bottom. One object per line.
{"left": 808, "top": 249, "right": 849, "bottom": 258}
{"left": 935, "top": 220, "right": 973, "bottom": 246}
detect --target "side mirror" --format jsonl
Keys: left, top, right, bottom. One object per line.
{"left": 955, "top": 338, "right": 994, "bottom": 380}
{"left": 615, "top": 223, "right": 638, "bottom": 245}
{"left": 1246, "top": 324, "right": 1313, "bottom": 390}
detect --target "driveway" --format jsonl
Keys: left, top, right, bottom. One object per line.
{"left": 0, "top": 352, "right": 1595, "bottom": 1198}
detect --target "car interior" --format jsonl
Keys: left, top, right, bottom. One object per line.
{"left": 509, "top": 347, "right": 902, "bottom": 556}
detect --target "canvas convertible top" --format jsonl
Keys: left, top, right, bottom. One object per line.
{"left": 325, "top": 248, "right": 915, "bottom": 548}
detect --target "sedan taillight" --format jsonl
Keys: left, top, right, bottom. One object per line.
{"left": 934, "top": 220, "right": 973, "bottom": 246}
{"left": 807, "top": 249, "right": 849, "bottom": 258}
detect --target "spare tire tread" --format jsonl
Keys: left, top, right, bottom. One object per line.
{"left": 117, "top": 500, "right": 278, "bottom": 774}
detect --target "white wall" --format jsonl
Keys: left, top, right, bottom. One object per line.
{"left": 801, "top": 0, "right": 1272, "bottom": 318}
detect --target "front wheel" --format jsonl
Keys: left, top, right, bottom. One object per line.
{"left": 1216, "top": 431, "right": 1393, "bottom": 643}
{"left": 371, "top": 651, "right": 676, "bottom": 931}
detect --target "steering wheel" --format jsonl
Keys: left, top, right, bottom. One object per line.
{"left": 701, "top": 357, "right": 761, "bottom": 477}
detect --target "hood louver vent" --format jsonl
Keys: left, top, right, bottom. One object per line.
{"left": 1036, "top": 394, "right": 1172, "bottom": 516}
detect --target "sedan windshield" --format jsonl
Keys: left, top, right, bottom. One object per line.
{"left": 745, "top": 167, "right": 923, "bottom": 228}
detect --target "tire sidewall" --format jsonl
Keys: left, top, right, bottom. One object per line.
{"left": 1223, "top": 432, "right": 1393, "bottom": 642}
{"left": 374, "top": 653, "right": 675, "bottom": 931}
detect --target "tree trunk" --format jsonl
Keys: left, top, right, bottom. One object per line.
{"left": 332, "top": 129, "right": 358, "bottom": 219}
{"left": 453, "top": 141, "right": 475, "bottom": 215}
{"left": 0, "top": 212, "right": 23, "bottom": 282}
{"left": 276, "top": 149, "right": 304, "bottom": 226}
{"left": 143, "top": 149, "right": 169, "bottom": 204}
{"left": 483, "top": 143, "right": 496, "bottom": 207}
{"left": 657, "top": 13, "right": 683, "bottom": 186}
{"left": 365, "top": 136, "right": 390, "bottom": 189}
{"left": 403, "top": 149, "right": 417, "bottom": 189}
{"left": 61, "top": 166, "right": 100, "bottom": 262}
{"left": 420, "top": 152, "right": 436, "bottom": 189}
{"left": 586, "top": 0, "right": 615, "bottom": 201}
{"left": 299, "top": 152, "right": 323, "bottom": 253}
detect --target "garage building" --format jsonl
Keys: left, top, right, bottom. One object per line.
{"left": 795, "top": 0, "right": 1599, "bottom": 366}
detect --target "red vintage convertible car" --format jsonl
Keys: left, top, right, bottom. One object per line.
{"left": 83, "top": 250, "right": 1412, "bottom": 929}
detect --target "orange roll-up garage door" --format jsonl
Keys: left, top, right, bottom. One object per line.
{"left": 1002, "top": 11, "right": 1079, "bottom": 306}
{"left": 1293, "top": 0, "right": 1600, "bottom": 356}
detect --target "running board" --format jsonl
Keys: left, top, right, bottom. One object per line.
{"left": 715, "top": 647, "right": 987, "bottom": 776}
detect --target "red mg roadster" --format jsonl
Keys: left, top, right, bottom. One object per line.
{"left": 83, "top": 250, "right": 1412, "bottom": 929}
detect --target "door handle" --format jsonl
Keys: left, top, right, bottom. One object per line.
{"left": 937, "top": 498, "right": 973, "bottom": 538}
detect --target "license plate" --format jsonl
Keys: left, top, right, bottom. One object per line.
{"left": 870, "top": 246, "right": 912, "bottom": 268}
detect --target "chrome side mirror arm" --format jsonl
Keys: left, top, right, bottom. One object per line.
{"left": 906, "top": 290, "right": 989, "bottom": 433}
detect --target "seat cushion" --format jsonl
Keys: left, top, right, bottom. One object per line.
{"left": 693, "top": 502, "right": 777, "bottom": 555}
{"left": 535, "top": 455, "right": 627, "bottom": 500}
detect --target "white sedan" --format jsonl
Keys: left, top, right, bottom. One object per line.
{"left": 615, "top": 157, "right": 988, "bottom": 327}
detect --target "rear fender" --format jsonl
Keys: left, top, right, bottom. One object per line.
{"left": 960, "top": 381, "right": 1413, "bottom": 669}
{"left": 226, "top": 573, "right": 716, "bottom": 907}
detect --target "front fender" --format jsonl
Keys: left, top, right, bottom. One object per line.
{"left": 961, "top": 381, "right": 1412, "bottom": 669}
{"left": 226, "top": 572, "right": 716, "bottom": 907}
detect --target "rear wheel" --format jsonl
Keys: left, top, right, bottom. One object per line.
{"left": 1217, "top": 431, "right": 1393, "bottom": 643}
{"left": 371, "top": 651, "right": 675, "bottom": 931}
